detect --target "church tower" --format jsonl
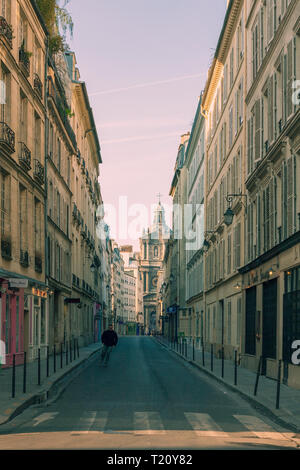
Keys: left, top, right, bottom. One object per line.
{"left": 139, "top": 201, "right": 170, "bottom": 334}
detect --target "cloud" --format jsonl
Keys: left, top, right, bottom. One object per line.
{"left": 90, "top": 73, "right": 205, "bottom": 97}
{"left": 101, "top": 131, "right": 185, "bottom": 144}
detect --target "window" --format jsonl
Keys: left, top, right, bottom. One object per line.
{"left": 0, "top": 169, "right": 10, "bottom": 237}
{"left": 34, "top": 198, "right": 42, "bottom": 255}
{"left": 20, "top": 90, "right": 27, "bottom": 143}
{"left": 34, "top": 113, "right": 41, "bottom": 159}
{"left": 0, "top": 64, "right": 11, "bottom": 124}
{"left": 19, "top": 184, "right": 27, "bottom": 253}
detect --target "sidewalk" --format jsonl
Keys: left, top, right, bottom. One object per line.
{"left": 0, "top": 342, "right": 102, "bottom": 426}
{"left": 154, "top": 336, "right": 300, "bottom": 434}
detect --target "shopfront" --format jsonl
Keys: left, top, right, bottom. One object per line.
{"left": 0, "top": 278, "right": 24, "bottom": 367}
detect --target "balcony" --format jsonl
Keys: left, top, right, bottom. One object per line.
{"left": 0, "top": 122, "right": 15, "bottom": 154}
{"left": 33, "top": 159, "right": 44, "bottom": 186}
{"left": 0, "top": 16, "right": 13, "bottom": 48}
{"left": 1, "top": 237, "right": 12, "bottom": 260}
{"left": 18, "top": 142, "right": 31, "bottom": 171}
{"left": 35, "top": 254, "right": 42, "bottom": 273}
{"left": 19, "top": 45, "right": 30, "bottom": 78}
{"left": 20, "top": 250, "right": 29, "bottom": 267}
{"left": 34, "top": 73, "right": 43, "bottom": 100}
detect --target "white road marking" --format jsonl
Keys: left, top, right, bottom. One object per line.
{"left": 32, "top": 413, "right": 59, "bottom": 427}
{"left": 184, "top": 412, "right": 230, "bottom": 438}
{"left": 233, "top": 415, "right": 290, "bottom": 441}
{"left": 133, "top": 412, "right": 166, "bottom": 435}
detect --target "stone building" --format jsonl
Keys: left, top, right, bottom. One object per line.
{"left": 0, "top": 0, "right": 48, "bottom": 364}
{"left": 240, "top": 0, "right": 300, "bottom": 387}
{"left": 201, "top": 0, "right": 246, "bottom": 361}
{"left": 65, "top": 51, "right": 103, "bottom": 348}
{"left": 139, "top": 202, "right": 170, "bottom": 334}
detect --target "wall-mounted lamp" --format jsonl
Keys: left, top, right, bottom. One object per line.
{"left": 224, "top": 194, "right": 248, "bottom": 226}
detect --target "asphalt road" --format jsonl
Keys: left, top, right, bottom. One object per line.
{"left": 0, "top": 337, "right": 298, "bottom": 450}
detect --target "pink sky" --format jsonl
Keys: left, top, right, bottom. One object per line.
{"left": 68, "top": 0, "right": 227, "bottom": 249}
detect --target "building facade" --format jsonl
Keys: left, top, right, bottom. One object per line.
{"left": 0, "top": 0, "right": 48, "bottom": 365}
{"left": 240, "top": 0, "right": 300, "bottom": 387}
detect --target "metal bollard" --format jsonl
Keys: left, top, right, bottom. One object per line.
{"left": 54, "top": 344, "right": 56, "bottom": 373}
{"left": 276, "top": 359, "right": 282, "bottom": 409}
{"left": 254, "top": 356, "right": 262, "bottom": 396}
{"left": 12, "top": 354, "right": 16, "bottom": 398}
{"left": 61, "top": 343, "right": 63, "bottom": 369}
{"left": 234, "top": 350, "right": 238, "bottom": 386}
{"left": 193, "top": 339, "right": 195, "bottom": 361}
{"left": 70, "top": 340, "right": 72, "bottom": 363}
{"left": 38, "top": 348, "right": 41, "bottom": 386}
{"left": 221, "top": 346, "right": 224, "bottom": 378}
{"left": 211, "top": 344, "right": 213, "bottom": 372}
{"left": 66, "top": 342, "right": 68, "bottom": 366}
{"left": 77, "top": 338, "right": 79, "bottom": 358}
{"left": 47, "top": 346, "right": 49, "bottom": 377}
{"left": 23, "top": 351, "right": 27, "bottom": 394}
{"left": 202, "top": 338, "right": 205, "bottom": 367}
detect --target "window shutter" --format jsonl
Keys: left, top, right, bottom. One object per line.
{"left": 254, "top": 100, "right": 261, "bottom": 162}
{"left": 256, "top": 193, "right": 261, "bottom": 256}
{"left": 287, "top": 39, "right": 294, "bottom": 119}
{"left": 268, "top": 75, "right": 274, "bottom": 144}
{"left": 287, "top": 156, "right": 296, "bottom": 237}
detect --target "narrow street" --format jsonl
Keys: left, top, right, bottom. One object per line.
{"left": 0, "top": 337, "right": 298, "bottom": 450}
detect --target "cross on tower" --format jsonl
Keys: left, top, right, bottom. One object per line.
{"left": 156, "top": 193, "right": 163, "bottom": 204}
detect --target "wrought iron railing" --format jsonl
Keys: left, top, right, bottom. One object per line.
{"left": 33, "top": 159, "right": 45, "bottom": 185}
{"left": 20, "top": 250, "right": 29, "bottom": 267}
{"left": 19, "top": 46, "right": 30, "bottom": 77}
{"left": 18, "top": 142, "right": 31, "bottom": 171}
{"left": 0, "top": 122, "right": 15, "bottom": 153}
{"left": 0, "top": 16, "right": 13, "bottom": 48}
{"left": 34, "top": 73, "right": 43, "bottom": 100}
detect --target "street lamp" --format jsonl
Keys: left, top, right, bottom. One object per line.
{"left": 224, "top": 194, "right": 247, "bottom": 226}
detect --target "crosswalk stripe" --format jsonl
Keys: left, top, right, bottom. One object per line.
{"left": 133, "top": 412, "right": 166, "bottom": 435}
{"left": 184, "top": 413, "right": 230, "bottom": 438}
{"left": 233, "top": 415, "right": 289, "bottom": 441}
{"left": 71, "top": 411, "right": 98, "bottom": 435}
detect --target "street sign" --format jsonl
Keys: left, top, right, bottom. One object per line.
{"left": 9, "top": 279, "right": 28, "bottom": 289}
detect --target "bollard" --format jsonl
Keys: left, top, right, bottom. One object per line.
{"left": 221, "top": 346, "right": 224, "bottom": 378}
{"left": 193, "top": 339, "right": 195, "bottom": 361}
{"left": 61, "top": 343, "right": 63, "bottom": 369}
{"left": 74, "top": 338, "right": 76, "bottom": 359}
{"left": 54, "top": 344, "right": 56, "bottom": 373}
{"left": 47, "top": 346, "right": 49, "bottom": 377}
{"left": 254, "top": 356, "right": 262, "bottom": 396}
{"left": 211, "top": 344, "right": 213, "bottom": 372}
{"left": 12, "top": 354, "right": 16, "bottom": 398}
{"left": 202, "top": 338, "right": 205, "bottom": 367}
{"left": 23, "top": 351, "right": 27, "bottom": 394}
{"left": 70, "top": 340, "right": 72, "bottom": 363}
{"left": 66, "top": 342, "right": 68, "bottom": 366}
{"left": 77, "top": 338, "right": 79, "bottom": 358}
{"left": 276, "top": 360, "right": 282, "bottom": 409}
{"left": 234, "top": 350, "right": 238, "bottom": 386}
{"left": 38, "top": 348, "right": 41, "bottom": 386}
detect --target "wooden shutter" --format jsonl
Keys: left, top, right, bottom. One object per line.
{"left": 287, "top": 39, "right": 294, "bottom": 119}
{"left": 287, "top": 156, "right": 296, "bottom": 237}
{"left": 268, "top": 75, "right": 274, "bottom": 144}
{"left": 254, "top": 100, "right": 261, "bottom": 162}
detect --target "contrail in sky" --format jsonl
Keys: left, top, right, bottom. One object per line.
{"left": 90, "top": 73, "right": 205, "bottom": 97}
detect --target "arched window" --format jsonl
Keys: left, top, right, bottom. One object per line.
{"left": 154, "top": 246, "right": 158, "bottom": 258}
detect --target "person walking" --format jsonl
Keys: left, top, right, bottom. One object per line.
{"left": 100, "top": 324, "right": 118, "bottom": 367}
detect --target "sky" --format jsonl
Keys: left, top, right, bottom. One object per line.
{"left": 67, "top": 0, "right": 228, "bottom": 249}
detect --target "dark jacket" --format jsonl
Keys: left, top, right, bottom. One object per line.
{"left": 101, "top": 329, "right": 118, "bottom": 347}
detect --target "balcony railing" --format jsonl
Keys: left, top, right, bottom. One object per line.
{"left": 34, "top": 73, "right": 43, "bottom": 100}
{"left": 18, "top": 142, "right": 31, "bottom": 171}
{"left": 47, "top": 77, "right": 77, "bottom": 149}
{"left": 1, "top": 237, "right": 12, "bottom": 260}
{"left": 0, "top": 16, "right": 13, "bottom": 48}
{"left": 35, "top": 254, "right": 42, "bottom": 273}
{"left": 20, "top": 250, "right": 29, "bottom": 267}
{"left": 33, "top": 159, "right": 45, "bottom": 186}
{"left": 19, "top": 46, "right": 30, "bottom": 78}
{"left": 0, "top": 122, "right": 15, "bottom": 154}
